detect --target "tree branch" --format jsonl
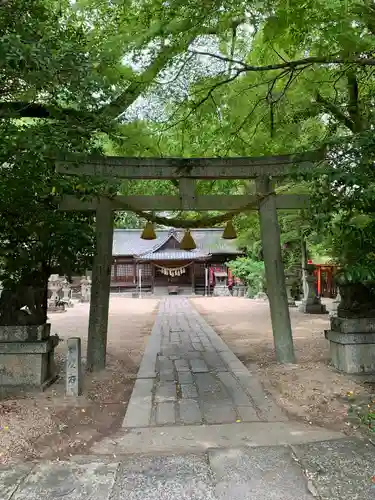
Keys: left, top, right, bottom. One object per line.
{"left": 189, "top": 50, "right": 375, "bottom": 72}
{"left": 102, "top": 17, "right": 247, "bottom": 119}
{"left": 315, "top": 92, "right": 356, "bottom": 132}
{"left": 0, "top": 18, "right": 243, "bottom": 122}
{"left": 161, "top": 69, "right": 245, "bottom": 131}
{"left": 0, "top": 101, "right": 88, "bottom": 120}
{"left": 102, "top": 44, "right": 178, "bottom": 118}
{"left": 0, "top": 46, "right": 184, "bottom": 122}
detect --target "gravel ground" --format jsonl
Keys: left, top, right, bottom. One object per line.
{"left": 0, "top": 297, "right": 159, "bottom": 464}
{"left": 191, "top": 297, "right": 371, "bottom": 434}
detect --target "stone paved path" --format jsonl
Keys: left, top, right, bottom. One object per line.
{"left": 3, "top": 297, "right": 374, "bottom": 499}
{"left": 123, "top": 297, "right": 286, "bottom": 429}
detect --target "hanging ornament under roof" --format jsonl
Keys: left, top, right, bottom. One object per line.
{"left": 222, "top": 220, "right": 237, "bottom": 240}
{"left": 180, "top": 230, "right": 196, "bottom": 250}
{"left": 141, "top": 222, "right": 156, "bottom": 240}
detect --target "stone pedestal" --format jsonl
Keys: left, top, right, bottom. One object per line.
{"left": 213, "top": 284, "right": 231, "bottom": 297}
{"left": 326, "top": 317, "right": 375, "bottom": 374}
{"left": 299, "top": 273, "right": 327, "bottom": 314}
{"left": 0, "top": 324, "right": 59, "bottom": 387}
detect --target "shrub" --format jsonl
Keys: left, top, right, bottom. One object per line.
{"left": 228, "top": 257, "right": 265, "bottom": 298}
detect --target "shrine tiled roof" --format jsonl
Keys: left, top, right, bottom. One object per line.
{"left": 112, "top": 228, "right": 242, "bottom": 259}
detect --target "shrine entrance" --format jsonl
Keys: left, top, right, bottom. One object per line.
{"left": 154, "top": 263, "right": 191, "bottom": 286}
{"left": 314, "top": 264, "right": 337, "bottom": 298}
{"left": 56, "top": 151, "right": 323, "bottom": 371}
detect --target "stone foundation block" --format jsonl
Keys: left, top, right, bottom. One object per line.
{"left": 0, "top": 324, "right": 50, "bottom": 342}
{"left": 299, "top": 301, "right": 327, "bottom": 314}
{"left": 325, "top": 330, "right": 375, "bottom": 374}
{"left": 0, "top": 325, "right": 59, "bottom": 387}
{"left": 330, "top": 316, "right": 375, "bottom": 334}
{"left": 213, "top": 285, "right": 231, "bottom": 297}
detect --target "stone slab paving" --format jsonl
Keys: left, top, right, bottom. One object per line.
{"left": 123, "top": 297, "right": 286, "bottom": 429}
{"left": 209, "top": 446, "right": 314, "bottom": 500}
{"left": 92, "top": 421, "right": 344, "bottom": 456}
{"left": 292, "top": 438, "right": 375, "bottom": 500}
{"left": 110, "top": 454, "right": 217, "bottom": 500}
{"left": 2, "top": 439, "right": 375, "bottom": 499}
{"left": 0, "top": 459, "right": 119, "bottom": 500}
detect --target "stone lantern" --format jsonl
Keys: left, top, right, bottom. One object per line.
{"left": 213, "top": 271, "right": 231, "bottom": 297}
{"left": 285, "top": 273, "right": 297, "bottom": 307}
{"left": 299, "top": 265, "right": 327, "bottom": 314}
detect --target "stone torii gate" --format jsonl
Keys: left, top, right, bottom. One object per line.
{"left": 56, "top": 151, "right": 321, "bottom": 371}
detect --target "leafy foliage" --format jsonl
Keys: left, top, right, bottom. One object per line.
{"left": 227, "top": 257, "right": 265, "bottom": 297}
{"left": 0, "top": 0, "right": 255, "bottom": 295}
{"left": 0, "top": 121, "right": 99, "bottom": 289}
{"left": 304, "top": 131, "right": 375, "bottom": 283}
{"left": 3, "top": 0, "right": 375, "bottom": 300}
{"left": 0, "top": 0, "right": 118, "bottom": 294}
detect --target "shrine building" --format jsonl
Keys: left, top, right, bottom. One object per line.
{"left": 110, "top": 228, "right": 244, "bottom": 295}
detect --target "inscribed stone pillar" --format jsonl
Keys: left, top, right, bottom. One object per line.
{"left": 66, "top": 337, "right": 82, "bottom": 396}
{"left": 256, "top": 177, "right": 295, "bottom": 364}
{"left": 86, "top": 196, "right": 114, "bottom": 372}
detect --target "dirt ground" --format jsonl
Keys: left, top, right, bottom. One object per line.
{"left": 191, "top": 296, "right": 372, "bottom": 435}
{"left": 0, "top": 297, "right": 159, "bottom": 464}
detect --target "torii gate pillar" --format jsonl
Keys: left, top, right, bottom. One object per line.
{"left": 86, "top": 197, "right": 114, "bottom": 372}
{"left": 256, "top": 177, "right": 295, "bottom": 364}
